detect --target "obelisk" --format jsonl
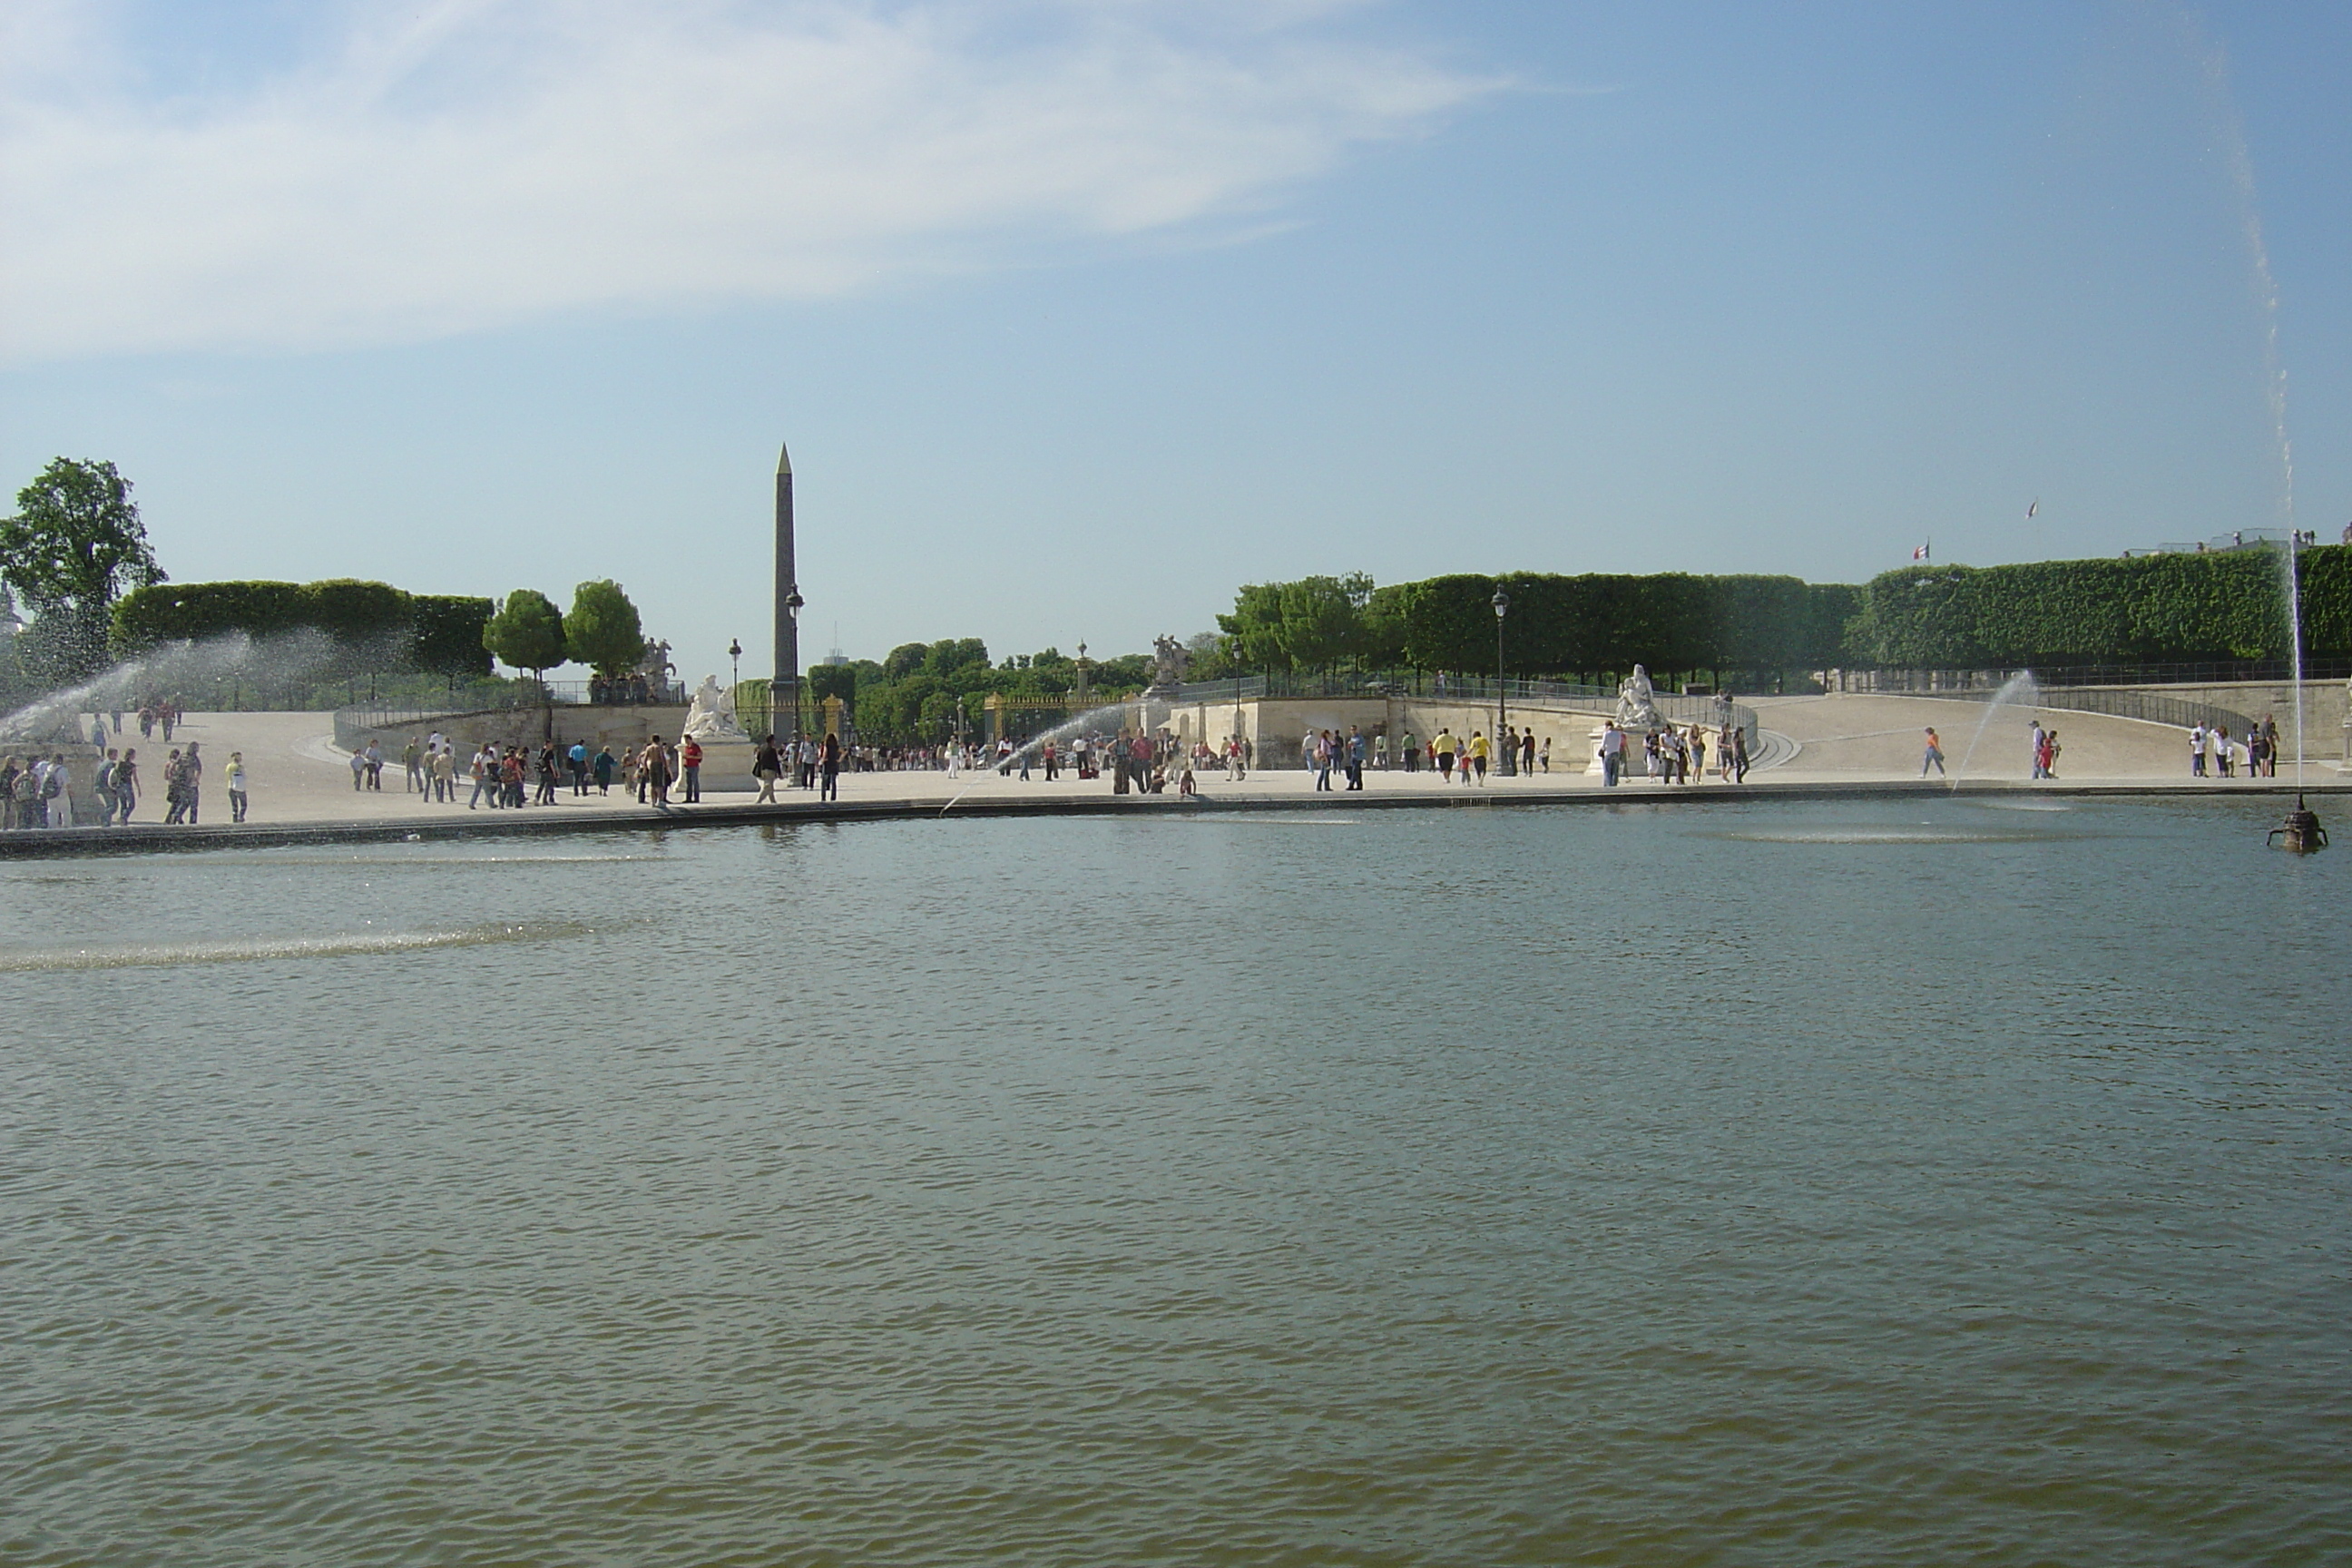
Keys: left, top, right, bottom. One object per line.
{"left": 772, "top": 442, "right": 801, "bottom": 740}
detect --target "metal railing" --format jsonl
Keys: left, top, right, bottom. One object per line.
{"left": 1845, "top": 660, "right": 2352, "bottom": 691}
{"left": 1897, "top": 685, "right": 2260, "bottom": 738}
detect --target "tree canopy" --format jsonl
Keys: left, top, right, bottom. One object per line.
{"left": 2, "top": 458, "right": 166, "bottom": 682}
{"left": 564, "top": 579, "right": 643, "bottom": 678}
{"left": 483, "top": 588, "right": 569, "bottom": 676}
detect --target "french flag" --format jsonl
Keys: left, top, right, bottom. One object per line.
{"left": 1912, "top": 542, "right": 1931, "bottom": 562}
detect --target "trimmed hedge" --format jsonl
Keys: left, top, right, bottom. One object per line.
{"left": 1385, "top": 572, "right": 1851, "bottom": 679}
{"left": 1847, "top": 545, "right": 2348, "bottom": 668}
{"left": 112, "top": 579, "right": 493, "bottom": 678}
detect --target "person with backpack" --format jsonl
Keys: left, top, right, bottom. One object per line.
{"left": 162, "top": 749, "right": 189, "bottom": 823}
{"left": 94, "top": 749, "right": 121, "bottom": 824}
{"left": 41, "top": 752, "right": 73, "bottom": 828}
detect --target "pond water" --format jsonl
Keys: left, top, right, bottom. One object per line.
{"left": 2, "top": 798, "right": 2346, "bottom": 1565}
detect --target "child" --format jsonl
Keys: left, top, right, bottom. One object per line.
{"left": 226, "top": 751, "right": 250, "bottom": 823}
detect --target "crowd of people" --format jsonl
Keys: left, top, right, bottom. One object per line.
{"left": 20, "top": 695, "right": 2297, "bottom": 836}
{"left": 2187, "top": 715, "right": 2287, "bottom": 778}
{"left": 380, "top": 730, "right": 740, "bottom": 808}
{"left": 1, "top": 735, "right": 245, "bottom": 828}
{"left": 1593, "top": 720, "right": 1751, "bottom": 786}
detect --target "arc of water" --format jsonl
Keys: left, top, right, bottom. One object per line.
{"left": 936, "top": 698, "right": 1152, "bottom": 816}
{"left": 1948, "top": 671, "right": 2039, "bottom": 790}
{"left": 2288, "top": 531, "right": 2305, "bottom": 790}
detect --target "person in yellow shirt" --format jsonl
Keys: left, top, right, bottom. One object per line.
{"left": 1468, "top": 730, "right": 1491, "bottom": 783}
{"left": 1432, "top": 728, "right": 1457, "bottom": 782}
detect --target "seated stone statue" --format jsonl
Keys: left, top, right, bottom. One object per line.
{"left": 1616, "top": 663, "right": 1667, "bottom": 731}
{"left": 681, "top": 674, "right": 748, "bottom": 740}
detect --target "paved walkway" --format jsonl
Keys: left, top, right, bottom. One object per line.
{"left": 72, "top": 701, "right": 2347, "bottom": 832}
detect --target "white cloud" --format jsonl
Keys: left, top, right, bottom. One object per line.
{"left": 0, "top": 0, "right": 1497, "bottom": 363}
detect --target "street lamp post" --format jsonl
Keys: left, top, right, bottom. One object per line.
{"left": 783, "top": 592, "right": 804, "bottom": 747}
{"left": 1492, "top": 588, "right": 1510, "bottom": 775}
{"left": 728, "top": 638, "right": 741, "bottom": 690}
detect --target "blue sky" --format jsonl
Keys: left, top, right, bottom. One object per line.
{"left": 3, "top": 0, "right": 2346, "bottom": 681}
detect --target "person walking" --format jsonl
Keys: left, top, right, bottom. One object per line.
{"left": 1922, "top": 727, "right": 1945, "bottom": 779}
{"left": 2027, "top": 720, "right": 2047, "bottom": 779}
{"left": 181, "top": 742, "right": 203, "bottom": 823}
{"left": 1469, "top": 730, "right": 1490, "bottom": 784}
{"left": 350, "top": 745, "right": 368, "bottom": 791}
{"left": 113, "top": 748, "right": 140, "bottom": 822}
{"left": 403, "top": 737, "right": 425, "bottom": 792}
{"left": 226, "top": 751, "right": 250, "bottom": 822}
{"left": 819, "top": 730, "right": 840, "bottom": 802}
{"left": 1522, "top": 729, "right": 1536, "bottom": 776}
{"left": 1402, "top": 731, "right": 1419, "bottom": 773}
{"left": 679, "top": 735, "right": 703, "bottom": 803}
{"left": 754, "top": 735, "right": 782, "bottom": 802}
{"left": 1433, "top": 728, "right": 1456, "bottom": 782}
{"left": 2213, "top": 725, "right": 2233, "bottom": 778}
{"left": 1312, "top": 730, "right": 1333, "bottom": 791}
{"left": 94, "top": 749, "right": 121, "bottom": 825}
{"left": 431, "top": 745, "right": 455, "bottom": 802}
{"left": 467, "top": 746, "right": 495, "bottom": 808}
{"left": 1345, "top": 725, "right": 1366, "bottom": 790}
{"left": 569, "top": 740, "right": 590, "bottom": 795}
{"left": 593, "top": 745, "right": 615, "bottom": 795}
{"left": 2189, "top": 722, "right": 2207, "bottom": 777}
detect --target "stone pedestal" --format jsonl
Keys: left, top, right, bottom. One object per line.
{"left": 691, "top": 738, "right": 762, "bottom": 794}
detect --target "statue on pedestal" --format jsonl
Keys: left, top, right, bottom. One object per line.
{"left": 1616, "top": 663, "right": 1667, "bottom": 732}
{"left": 681, "top": 674, "right": 748, "bottom": 740}
{"left": 1146, "top": 634, "right": 1189, "bottom": 696}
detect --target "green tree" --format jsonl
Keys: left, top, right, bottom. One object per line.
{"left": 1279, "top": 573, "right": 1372, "bottom": 670}
{"left": 1217, "top": 583, "right": 1291, "bottom": 671}
{"left": 564, "top": 579, "right": 644, "bottom": 678}
{"left": 483, "top": 588, "right": 569, "bottom": 678}
{"left": 2, "top": 457, "right": 166, "bottom": 682}
{"left": 410, "top": 594, "right": 495, "bottom": 682}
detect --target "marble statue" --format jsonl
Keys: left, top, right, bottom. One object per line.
{"left": 681, "top": 674, "right": 748, "bottom": 740}
{"left": 1616, "top": 663, "right": 1667, "bottom": 731}
{"left": 1150, "top": 634, "right": 1190, "bottom": 691}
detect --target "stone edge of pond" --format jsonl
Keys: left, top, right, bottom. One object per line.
{"left": 1, "top": 779, "right": 2344, "bottom": 859}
